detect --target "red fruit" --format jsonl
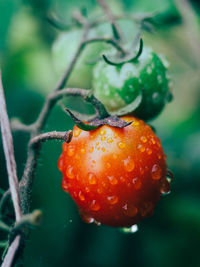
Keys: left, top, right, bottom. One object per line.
{"left": 58, "top": 116, "right": 170, "bottom": 227}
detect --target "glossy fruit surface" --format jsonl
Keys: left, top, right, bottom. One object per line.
{"left": 58, "top": 116, "right": 169, "bottom": 227}
{"left": 93, "top": 47, "right": 172, "bottom": 120}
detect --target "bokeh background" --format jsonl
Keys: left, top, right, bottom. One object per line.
{"left": 0, "top": 0, "right": 200, "bottom": 266}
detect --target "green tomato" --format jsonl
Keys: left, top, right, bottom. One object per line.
{"left": 92, "top": 46, "right": 172, "bottom": 120}
{"left": 52, "top": 26, "right": 111, "bottom": 89}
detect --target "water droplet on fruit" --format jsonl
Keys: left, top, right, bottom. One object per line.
{"left": 94, "top": 220, "right": 101, "bottom": 226}
{"left": 85, "top": 186, "right": 90, "bottom": 192}
{"left": 137, "top": 144, "right": 145, "bottom": 152}
{"left": 62, "top": 143, "right": 68, "bottom": 152}
{"left": 74, "top": 128, "right": 81, "bottom": 137}
{"left": 81, "top": 148, "right": 86, "bottom": 154}
{"left": 107, "top": 138, "right": 113, "bottom": 143}
{"left": 118, "top": 142, "right": 126, "bottom": 149}
{"left": 62, "top": 179, "right": 69, "bottom": 192}
{"left": 120, "top": 176, "right": 125, "bottom": 183}
{"left": 132, "top": 178, "right": 142, "bottom": 190}
{"left": 113, "top": 154, "right": 118, "bottom": 159}
{"left": 67, "top": 145, "right": 75, "bottom": 157}
{"left": 106, "top": 162, "right": 111, "bottom": 168}
{"left": 90, "top": 200, "right": 100, "bottom": 211}
{"left": 101, "top": 136, "right": 106, "bottom": 141}
{"left": 140, "top": 136, "right": 147, "bottom": 143}
{"left": 123, "top": 204, "right": 138, "bottom": 217}
{"left": 133, "top": 121, "right": 139, "bottom": 126}
{"left": 58, "top": 157, "right": 64, "bottom": 171}
{"left": 81, "top": 214, "right": 94, "bottom": 224}
{"left": 158, "top": 153, "right": 162, "bottom": 159}
{"left": 120, "top": 224, "right": 138, "bottom": 234}
{"left": 66, "top": 165, "right": 75, "bottom": 179}
{"left": 96, "top": 142, "right": 99, "bottom": 146}
{"left": 151, "top": 164, "right": 162, "bottom": 180}
{"left": 108, "top": 176, "right": 118, "bottom": 185}
{"left": 166, "top": 170, "right": 174, "bottom": 183}
{"left": 160, "top": 178, "right": 171, "bottom": 195}
{"left": 100, "top": 130, "right": 106, "bottom": 135}
{"left": 151, "top": 138, "right": 156, "bottom": 144}
{"left": 107, "top": 195, "right": 118, "bottom": 205}
{"left": 102, "top": 147, "right": 106, "bottom": 152}
{"left": 146, "top": 148, "right": 152, "bottom": 155}
{"left": 78, "top": 191, "right": 85, "bottom": 201}
{"left": 89, "top": 147, "right": 94, "bottom": 153}
{"left": 140, "top": 167, "right": 144, "bottom": 175}
{"left": 88, "top": 173, "right": 97, "bottom": 185}
{"left": 123, "top": 157, "right": 135, "bottom": 172}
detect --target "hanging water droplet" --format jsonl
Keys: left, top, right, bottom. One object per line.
{"left": 120, "top": 224, "right": 138, "bottom": 234}
{"left": 166, "top": 170, "right": 173, "bottom": 183}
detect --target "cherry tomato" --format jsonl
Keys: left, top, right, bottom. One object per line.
{"left": 58, "top": 116, "right": 170, "bottom": 227}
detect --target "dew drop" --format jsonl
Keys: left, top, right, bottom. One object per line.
{"left": 74, "top": 128, "right": 81, "bottom": 137}
{"left": 132, "top": 178, "right": 142, "bottom": 190}
{"left": 89, "top": 147, "right": 94, "bottom": 153}
{"left": 94, "top": 221, "right": 101, "bottom": 226}
{"left": 137, "top": 144, "right": 145, "bottom": 152}
{"left": 81, "top": 148, "right": 86, "bottom": 154}
{"left": 81, "top": 213, "right": 94, "bottom": 224}
{"left": 106, "top": 162, "right": 111, "bottom": 168}
{"left": 88, "top": 173, "right": 97, "bottom": 185}
{"left": 166, "top": 170, "right": 174, "bottom": 183}
{"left": 151, "top": 138, "right": 156, "bottom": 144}
{"left": 146, "top": 148, "right": 152, "bottom": 155}
{"left": 66, "top": 165, "right": 75, "bottom": 179}
{"left": 107, "top": 195, "right": 118, "bottom": 205}
{"left": 62, "top": 179, "right": 70, "bottom": 192}
{"left": 67, "top": 145, "right": 75, "bottom": 157}
{"left": 85, "top": 187, "right": 90, "bottom": 193}
{"left": 62, "top": 143, "right": 68, "bottom": 152}
{"left": 100, "top": 130, "right": 106, "bottom": 135}
{"left": 158, "top": 153, "right": 162, "bottom": 160}
{"left": 118, "top": 142, "right": 126, "bottom": 149}
{"left": 140, "top": 136, "right": 147, "bottom": 143}
{"left": 123, "top": 204, "right": 138, "bottom": 217}
{"left": 123, "top": 157, "right": 135, "bottom": 172}
{"left": 107, "top": 138, "right": 113, "bottom": 143}
{"left": 120, "top": 224, "right": 138, "bottom": 234}
{"left": 160, "top": 178, "right": 171, "bottom": 195}
{"left": 96, "top": 142, "right": 99, "bottom": 146}
{"left": 90, "top": 200, "right": 100, "bottom": 211}
{"left": 78, "top": 191, "right": 85, "bottom": 201}
{"left": 120, "top": 176, "right": 125, "bottom": 183}
{"left": 151, "top": 164, "right": 162, "bottom": 180}
{"left": 101, "top": 136, "right": 106, "bottom": 141}
{"left": 102, "top": 147, "right": 106, "bottom": 152}
{"left": 133, "top": 121, "right": 139, "bottom": 126}
{"left": 108, "top": 176, "right": 118, "bottom": 185}
{"left": 113, "top": 154, "right": 118, "bottom": 159}
{"left": 58, "top": 157, "right": 64, "bottom": 171}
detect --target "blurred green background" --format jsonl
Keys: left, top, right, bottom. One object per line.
{"left": 0, "top": 0, "right": 200, "bottom": 266}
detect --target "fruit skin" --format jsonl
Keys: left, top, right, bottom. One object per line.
{"left": 92, "top": 47, "right": 172, "bottom": 120}
{"left": 58, "top": 116, "right": 169, "bottom": 227}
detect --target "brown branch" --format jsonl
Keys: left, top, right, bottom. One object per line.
{"left": 0, "top": 71, "right": 22, "bottom": 222}
{"left": 97, "top": 0, "right": 123, "bottom": 41}
{"left": 0, "top": 71, "right": 23, "bottom": 266}
{"left": 1, "top": 236, "right": 21, "bottom": 267}
{"left": 29, "top": 130, "right": 73, "bottom": 148}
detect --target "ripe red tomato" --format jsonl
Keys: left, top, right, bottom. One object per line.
{"left": 58, "top": 116, "right": 170, "bottom": 227}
